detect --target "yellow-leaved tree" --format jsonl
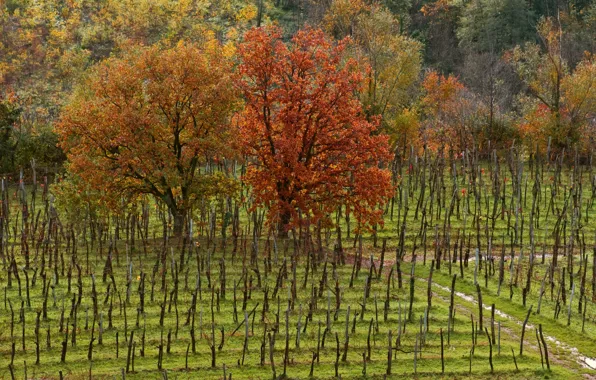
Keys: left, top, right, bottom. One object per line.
{"left": 508, "top": 18, "right": 596, "bottom": 156}
{"left": 324, "top": 2, "right": 422, "bottom": 156}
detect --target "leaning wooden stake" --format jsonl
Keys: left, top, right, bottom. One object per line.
{"left": 519, "top": 305, "right": 533, "bottom": 356}
{"left": 539, "top": 324, "right": 550, "bottom": 371}
{"left": 126, "top": 331, "right": 134, "bottom": 373}
{"left": 484, "top": 327, "right": 493, "bottom": 373}
{"left": 536, "top": 328, "right": 544, "bottom": 368}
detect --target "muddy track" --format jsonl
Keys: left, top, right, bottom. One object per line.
{"left": 347, "top": 252, "right": 596, "bottom": 373}
{"left": 430, "top": 280, "right": 596, "bottom": 373}
{"left": 430, "top": 286, "right": 571, "bottom": 369}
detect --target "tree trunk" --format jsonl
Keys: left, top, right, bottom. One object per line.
{"left": 278, "top": 211, "right": 291, "bottom": 238}
{"left": 173, "top": 211, "right": 185, "bottom": 237}
{"left": 161, "top": 192, "right": 185, "bottom": 237}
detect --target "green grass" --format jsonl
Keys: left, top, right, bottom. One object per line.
{"left": 0, "top": 161, "right": 595, "bottom": 379}
{"left": 0, "top": 241, "right": 592, "bottom": 379}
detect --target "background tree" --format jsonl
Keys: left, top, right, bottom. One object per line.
{"left": 561, "top": 55, "right": 596, "bottom": 154}
{"left": 0, "top": 97, "right": 20, "bottom": 172}
{"left": 459, "top": 52, "right": 520, "bottom": 152}
{"left": 237, "top": 26, "right": 393, "bottom": 234}
{"left": 558, "top": 6, "right": 595, "bottom": 68}
{"left": 420, "top": 70, "right": 487, "bottom": 153}
{"left": 456, "top": 0, "right": 534, "bottom": 142}
{"left": 355, "top": 5, "right": 422, "bottom": 152}
{"left": 322, "top": 0, "right": 368, "bottom": 39}
{"left": 419, "top": 0, "right": 463, "bottom": 73}
{"left": 324, "top": 2, "right": 422, "bottom": 155}
{"left": 508, "top": 18, "right": 595, "bottom": 155}
{"left": 457, "top": 0, "right": 535, "bottom": 54}
{"left": 56, "top": 40, "right": 238, "bottom": 235}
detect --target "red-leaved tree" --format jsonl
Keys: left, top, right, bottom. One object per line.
{"left": 237, "top": 26, "right": 393, "bottom": 234}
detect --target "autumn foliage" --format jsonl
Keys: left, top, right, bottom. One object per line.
{"left": 420, "top": 70, "right": 466, "bottom": 152}
{"left": 44, "top": 9, "right": 595, "bottom": 238}
{"left": 508, "top": 19, "right": 596, "bottom": 155}
{"left": 237, "top": 26, "right": 393, "bottom": 232}
{"left": 56, "top": 41, "right": 238, "bottom": 234}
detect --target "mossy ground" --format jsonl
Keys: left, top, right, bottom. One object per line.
{"left": 0, "top": 164, "right": 595, "bottom": 379}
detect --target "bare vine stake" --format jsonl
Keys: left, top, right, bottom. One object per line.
{"left": 490, "top": 304, "right": 495, "bottom": 343}
{"left": 366, "top": 319, "right": 373, "bottom": 361}
{"left": 476, "top": 283, "right": 483, "bottom": 330}
{"left": 539, "top": 324, "right": 550, "bottom": 371}
{"left": 309, "top": 352, "right": 316, "bottom": 377}
{"left": 283, "top": 309, "right": 289, "bottom": 377}
{"left": 414, "top": 333, "right": 418, "bottom": 374}
{"left": 268, "top": 332, "right": 276, "bottom": 379}
{"left": 470, "top": 314, "right": 475, "bottom": 354}
{"left": 185, "top": 343, "right": 190, "bottom": 371}
{"left": 440, "top": 328, "right": 444, "bottom": 373}
{"left": 241, "top": 311, "right": 248, "bottom": 365}
{"left": 334, "top": 332, "right": 340, "bottom": 378}
{"left": 448, "top": 274, "right": 456, "bottom": 344}
{"left": 485, "top": 327, "right": 493, "bottom": 373}
{"left": 342, "top": 306, "right": 350, "bottom": 361}
{"left": 520, "top": 305, "right": 533, "bottom": 356}
{"left": 498, "top": 321, "right": 501, "bottom": 355}
{"left": 126, "top": 331, "right": 134, "bottom": 373}
{"left": 567, "top": 282, "right": 575, "bottom": 326}
{"left": 387, "top": 330, "right": 392, "bottom": 375}
{"left": 511, "top": 347, "right": 519, "bottom": 371}
{"left": 535, "top": 328, "right": 544, "bottom": 368}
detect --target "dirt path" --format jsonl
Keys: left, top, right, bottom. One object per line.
{"left": 353, "top": 251, "right": 596, "bottom": 372}
{"left": 431, "top": 281, "right": 596, "bottom": 372}
{"left": 430, "top": 285, "right": 571, "bottom": 369}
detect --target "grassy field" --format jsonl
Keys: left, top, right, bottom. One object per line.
{"left": 0, "top": 157, "right": 595, "bottom": 379}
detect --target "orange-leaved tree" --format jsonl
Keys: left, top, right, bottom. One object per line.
{"left": 237, "top": 26, "right": 393, "bottom": 235}
{"left": 56, "top": 41, "right": 238, "bottom": 235}
{"left": 420, "top": 70, "right": 487, "bottom": 153}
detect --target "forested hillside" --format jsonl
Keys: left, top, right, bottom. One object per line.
{"left": 0, "top": 0, "right": 594, "bottom": 175}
